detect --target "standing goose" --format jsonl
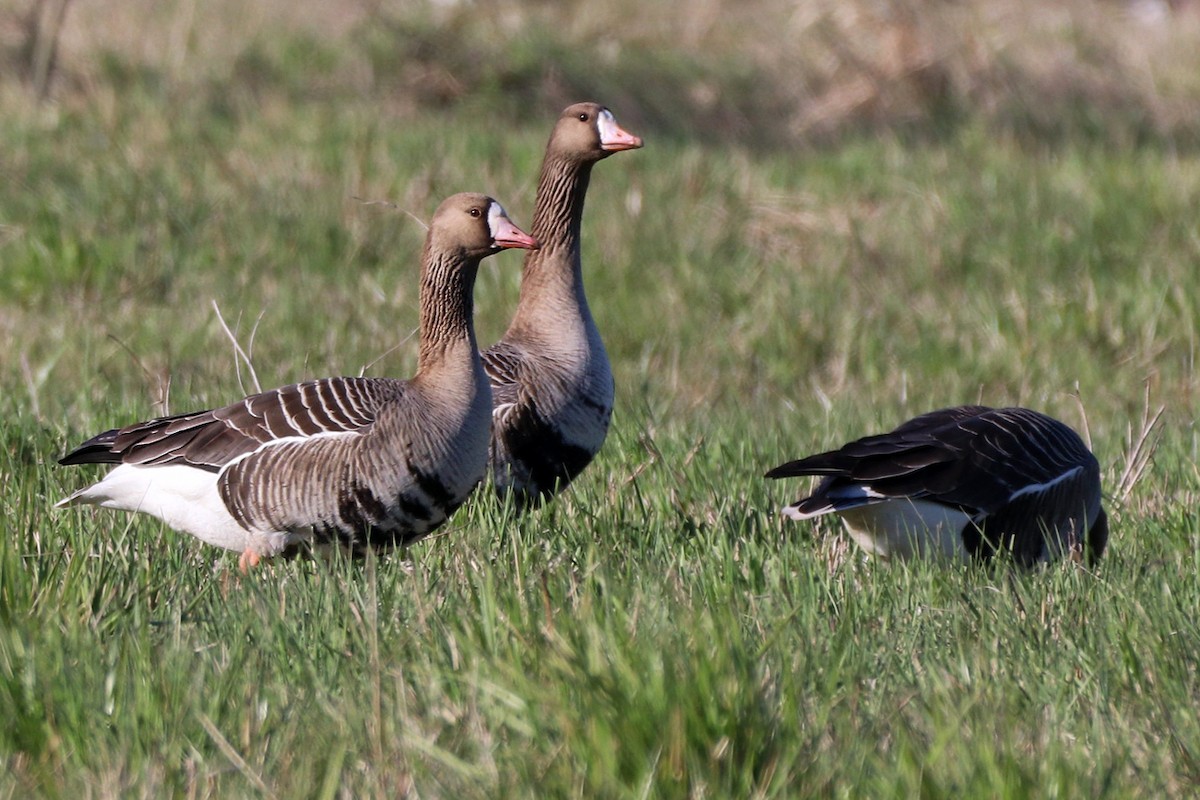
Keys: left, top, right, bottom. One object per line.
{"left": 483, "top": 101, "right": 643, "bottom": 509}
{"left": 56, "top": 193, "right": 538, "bottom": 568}
{"left": 765, "top": 406, "right": 1108, "bottom": 566}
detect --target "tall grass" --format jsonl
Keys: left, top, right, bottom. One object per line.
{"left": 3, "top": 0, "right": 1200, "bottom": 796}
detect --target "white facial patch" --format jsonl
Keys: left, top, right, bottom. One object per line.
{"left": 487, "top": 201, "right": 507, "bottom": 237}
{"left": 596, "top": 109, "right": 618, "bottom": 140}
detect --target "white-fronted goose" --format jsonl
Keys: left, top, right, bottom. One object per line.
{"left": 483, "top": 102, "right": 643, "bottom": 509}
{"left": 57, "top": 193, "right": 538, "bottom": 568}
{"left": 766, "top": 406, "right": 1108, "bottom": 566}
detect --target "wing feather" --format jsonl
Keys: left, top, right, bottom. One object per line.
{"left": 59, "top": 377, "right": 400, "bottom": 471}
{"left": 481, "top": 341, "right": 527, "bottom": 408}
{"left": 767, "top": 406, "right": 1099, "bottom": 517}
{"left": 767, "top": 406, "right": 1104, "bottom": 563}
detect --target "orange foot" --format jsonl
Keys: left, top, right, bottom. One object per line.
{"left": 239, "top": 548, "right": 262, "bottom": 573}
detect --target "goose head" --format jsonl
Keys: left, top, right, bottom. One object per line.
{"left": 430, "top": 193, "right": 540, "bottom": 258}
{"left": 551, "top": 102, "right": 644, "bottom": 163}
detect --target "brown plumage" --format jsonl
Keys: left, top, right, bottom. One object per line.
{"left": 57, "top": 193, "right": 538, "bottom": 568}
{"left": 766, "top": 406, "right": 1108, "bottom": 566}
{"left": 483, "top": 102, "right": 643, "bottom": 510}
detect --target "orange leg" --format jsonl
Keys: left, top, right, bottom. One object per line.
{"left": 239, "top": 547, "right": 262, "bottom": 573}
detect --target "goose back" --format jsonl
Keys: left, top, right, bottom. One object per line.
{"left": 766, "top": 406, "right": 1108, "bottom": 565}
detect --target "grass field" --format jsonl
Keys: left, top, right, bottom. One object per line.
{"left": 3, "top": 1, "right": 1200, "bottom": 796}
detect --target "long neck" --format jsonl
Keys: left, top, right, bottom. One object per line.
{"left": 514, "top": 151, "right": 595, "bottom": 317}
{"left": 417, "top": 244, "right": 480, "bottom": 372}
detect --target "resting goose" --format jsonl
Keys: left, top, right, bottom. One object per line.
{"left": 56, "top": 193, "right": 538, "bottom": 568}
{"left": 765, "top": 406, "right": 1108, "bottom": 566}
{"left": 483, "top": 101, "right": 643, "bottom": 510}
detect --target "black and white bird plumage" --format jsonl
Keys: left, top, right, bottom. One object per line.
{"left": 56, "top": 193, "right": 538, "bottom": 568}
{"left": 484, "top": 102, "right": 643, "bottom": 510}
{"left": 765, "top": 406, "right": 1108, "bottom": 566}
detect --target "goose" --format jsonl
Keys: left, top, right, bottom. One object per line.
{"left": 56, "top": 193, "right": 538, "bottom": 569}
{"left": 765, "top": 406, "right": 1108, "bottom": 566}
{"left": 483, "top": 101, "right": 643, "bottom": 510}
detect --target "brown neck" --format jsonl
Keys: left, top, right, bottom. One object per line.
{"left": 516, "top": 151, "right": 595, "bottom": 305}
{"left": 417, "top": 243, "right": 480, "bottom": 371}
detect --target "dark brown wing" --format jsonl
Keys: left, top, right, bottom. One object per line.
{"left": 766, "top": 406, "right": 1099, "bottom": 517}
{"left": 59, "top": 377, "right": 401, "bottom": 472}
{"left": 961, "top": 455, "right": 1103, "bottom": 564}
{"left": 480, "top": 340, "right": 528, "bottom": 410}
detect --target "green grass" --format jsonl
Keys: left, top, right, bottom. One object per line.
{"left": 4, "top": 1, "right": 1200, "bottom": 796}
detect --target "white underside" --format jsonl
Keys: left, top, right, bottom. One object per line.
{"left": 56, "top": 463, "right": 299, "bottom": 557}
{"left": 786, "top": 497, "right": 973, "bottom": 562}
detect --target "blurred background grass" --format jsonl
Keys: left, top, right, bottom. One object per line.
{"left": 9, "top": 0, "right": 1200, "bottom": 146}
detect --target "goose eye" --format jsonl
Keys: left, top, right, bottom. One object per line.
{"left": 469, "top": 208, "right": 481, "bottom": 218}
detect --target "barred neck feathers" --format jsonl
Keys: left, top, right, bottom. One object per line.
{"left": 509, "top": 102, "right": 643, "bottom": 331}
{"left": 416, "top": 194, "right": 539, "bottom": 372}
{"left": 515, "top": 151, "right": 594, "bottom": 315}
{"left": 416, "top": 240, "right": 480, "bottom": 371}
